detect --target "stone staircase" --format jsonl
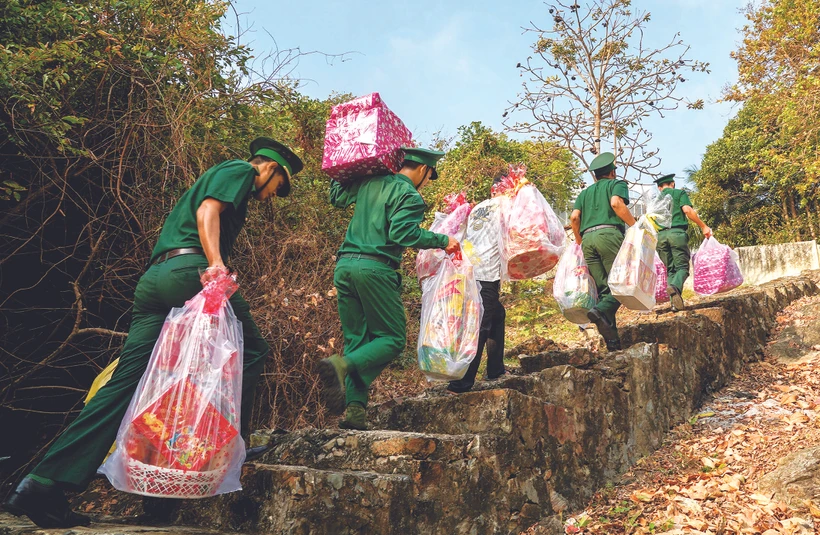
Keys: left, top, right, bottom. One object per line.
{"left": 71, "top": 273, "right": 819, "bottom": 535}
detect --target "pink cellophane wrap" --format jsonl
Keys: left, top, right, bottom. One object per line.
{"left": 654, "top": 253, "right": 669, "bottom": 303}
{"left": 416, "top": 192, "right": 472, "bottom": 287}
{"left": 417, "top": 253, "right": 483, "bottom": 382}
{"left": 494, "top": 165, "right": 565, "bottom": 281}
{"left": 99, "top": 273, "right": 245, "bottom": 498}
{"left": 609, "top": 217, "right": 658, "bottom": 311}
{"left": 322, "top": 93, "right": 413, "bottom": 182}
{"left": 693, "top": 237, "right": 743, "bottom": 295}
{"left": 553, "top": 242, "right": 599, "bottom": 324}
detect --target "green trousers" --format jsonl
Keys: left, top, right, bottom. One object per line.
{"left": 581, "top": 228, "right": 625, "bottom": 336}
{"left": 657, "top": 228, "right": 691, "bottom": 292}
{"left": 334, "top": 257, "right": 406, "bottom": 408}
{"left": 32, "top": 254, "right": 270, "bottom": 489}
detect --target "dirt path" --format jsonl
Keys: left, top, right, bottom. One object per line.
{"left": 538, "top": 295, "right": 820, "bottom": 535}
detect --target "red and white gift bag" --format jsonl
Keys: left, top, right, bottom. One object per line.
{"left": 494, "top": 165, "right": 565, "bottom": 280}
{"left": 322, "top": 93, "right": 413, "bottom": 183}
{"left": 416, "top": 192, "right": 472, "bottom": 287}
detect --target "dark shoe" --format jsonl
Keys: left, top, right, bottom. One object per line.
{"left": 446, "top": 379, "right": 474, "bottom": 393}
{"left": 667, "top": 286, "right": 684, "bottom": 312}
{"left": 605, "top": 339, "right": 622, "bottom": 352}
{"left": 587, "top": 309, "right": 618, "bottom": 342}
{"left": 318, "top": 355, "right": 347, "bottom": 415}
{"left": 339, "top": 403, "right": 367, "bottom": 431}
{"left": 244, "top": 445, "right": 271, "bottom": 463}
{"left": 3, "top": 476, "right": 91, "bottom": 529}
{"left": 486, "top": 370, "right": 507, "bottom": 381}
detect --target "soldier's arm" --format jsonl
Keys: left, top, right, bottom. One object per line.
{"left": 682, "top": 206, "right": 712, "bottom": 238}
{"left": 570, "top": 209, "right": 582, "bottom": 245}
{"left": 197, "top": 198, "right": 229, "bottom": 270}
{"left": 329, "top": 180, "right": 359, "bottom": 208}
{"left": 611, "top": 196, "right": 636, "bottom": 226}
{"left": 388, "top": 191, "right": 452, "bottom": 251}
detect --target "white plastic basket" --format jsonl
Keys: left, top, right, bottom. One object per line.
{"left": 125, "top": 457, "right": 228, "bottom": 498}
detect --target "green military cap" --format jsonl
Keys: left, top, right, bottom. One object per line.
{"left": 588, "top": 152, "right": 616, "bottom": 176}
{"left": 402, "top": 146, "right": 445, "bottom": 180}
{"left": 249, "top": 137, "right": 304, "bottom": 197}
{"left": 654, "top": 173, "right": 676, "bottom": 186}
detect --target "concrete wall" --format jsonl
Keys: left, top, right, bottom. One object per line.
{"left": 736, "top": 240, "right": 820, "bottom": 286}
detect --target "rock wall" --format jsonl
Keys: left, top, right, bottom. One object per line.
{"left": 735, "top": 240, "right": 819, "bottom": 286}
{"left": 77, "top": 273, "right": 820, "bottom": 535}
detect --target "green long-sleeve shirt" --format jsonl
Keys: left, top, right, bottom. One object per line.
{"left": 330, "top": 174, "right": 449, "bottom": 264}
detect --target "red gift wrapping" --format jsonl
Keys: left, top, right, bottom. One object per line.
{"left": 496, "top": 165, "right": 565, "bottom": 280}
{"left": 654, "top": 253, "right": 669, "bottom": 303}
{"left": 130, "top": 377, "right": 239, "bottom": 471}
{"left": 322, "top": 93, "right": 413, "bottom": 182}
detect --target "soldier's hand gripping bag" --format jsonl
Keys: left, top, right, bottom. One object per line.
{"left": 693, "top": 237, "right": 743, "bottom": 295}
{"left": 553, "top": 242, "right": 598, "bottom": 324}
{"left": 608, "top": 216, "right": 659, "bottom": 311}
{"left": 99, "top": 272, "right": 245, "bottom": 498}
{"left": 416, "top": 192, "right": 472, "bottom": 288}
{"left": 493, "top": 164, "right": 566, "bottom": 281}
{"left": 417, "top": 252, "right": 484, "bottom": 381}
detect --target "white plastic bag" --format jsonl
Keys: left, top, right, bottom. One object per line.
{"left": 553, "top": 242, "right": 598, "bottom": 324}
{"left": 494, "top": 165, "right": 565, "bottom": 281}
{"left": 416, "top": 192, "right": 472, "bottom": 288}
{"left": 609, "top": 216, "right": 659, "bottom": 311}
{"left": 693, "top": 237, "right": 744, "bottom": 295}
{"left": 99, "top": 274, "right": 245, "bottom": 498}
{"left": 417, "top": 253, "right": 483, "bottom": 381}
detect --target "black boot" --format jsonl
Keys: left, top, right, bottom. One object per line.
{"left": 667, "top": 286, "right": 684, "bottom": 312}
{"left": 3, "top": 476, "right": 91, "bottom": 529}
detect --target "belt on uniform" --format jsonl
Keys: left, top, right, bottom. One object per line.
{"left": 583, "top": 224, "right": 619, "bottom": 236}
{"left": 152, "top": 247, "right": 204, "bottom": 266}
{"left": 337, "top": 252, "right": 399, "bottom": 270}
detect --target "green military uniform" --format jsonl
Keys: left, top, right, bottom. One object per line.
{"left": 29, "top": 141, "right": 301, "bottom": 490}
{"left": 575, "top": 153, "right": 630, "bottom": 342}
{"left": 330, "top": 168, "right": 448, "bottom": 408}
{"left": 655, "top": 174, "right": 692, "bottom": 293}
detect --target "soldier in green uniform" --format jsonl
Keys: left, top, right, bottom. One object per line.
{"left": 570, "top": 152, "right": 636, "bottom": 351}
{"left": 654, "top": 173, "right": 712, "bottom": 312}
{"left": 4, "top": 137, "right": 303, "bottom": 529}
{"left": 318, "top": 147, "right": 460, "bottom": 430}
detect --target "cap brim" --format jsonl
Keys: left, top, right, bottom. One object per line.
{"left": 277, "top": 169, "right": 291, "bottom": 197}
{"left": 430, "top": 168, "right": 439, "bottom": 180}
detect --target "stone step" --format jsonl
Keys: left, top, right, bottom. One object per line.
{"left": 178, "top": 464, "right": 416, "bottom": 535}
{"left": 252, "top": 428, "right": 553, "bottom": 532}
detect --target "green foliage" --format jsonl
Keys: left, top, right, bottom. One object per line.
{"left": 427, "top": 122, "right": 583, "bottom": 214}
{"left": 691, "top": 0, "right": 820, "bottom": 245}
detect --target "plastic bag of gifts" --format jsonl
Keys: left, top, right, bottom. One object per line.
{"left": 417, "top": 252, "right": 484, "bottom": 381}
{"left": 322, "top": 92, "right": 413, "bottom": 183}
{"left": 552, "top": 242, "right": 598, "bottom": 324}
{"left": 99, "top": 272, "right": 244, "bottom": 498}
{"left": 608, "top": 216, "right": 659, "bottom": 311}
{"left": 416, "top": 192, "right": 472, "bottom": 287}
{"left": 493, "top": 164, "right": 566, "bottom": 280}
{"left": 693, "top": 237, "right": 744, "bottom": 295}
{"left": 654, "top": 253, "right": 669, "bottom": 304}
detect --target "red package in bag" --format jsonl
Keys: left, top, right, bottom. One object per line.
{"left": 494, "top": 165, "right": 565, "bottom": 280}
{"left": 99, "top": 273, "right": 245, "bottom": 498}
{"left": 654, "top": 253, "right": 669, "bottom": 304}
{"left": 322, "top": 93, "right": 413, "bottom": 183}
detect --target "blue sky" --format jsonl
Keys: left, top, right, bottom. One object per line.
{"left": 227, "top": 0, "right": 749, "bottom": 187}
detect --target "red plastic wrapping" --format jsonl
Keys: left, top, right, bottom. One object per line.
{"left": 693, "top": 237, "right": 744, "bottom": 295}
{"left": 495, "top": 165, "right": 565, "bottom": 280}
{"left": 416, "top": 192, "right": 472, "bottom": 286}
{"left": 654, "top": 253, "right": 669, "bottom": 303}
{"left": 322, "top": 93, "right": 413, "bottom": 182}
{"left": 99, "top": 272, "right": 244, "bottom": 498}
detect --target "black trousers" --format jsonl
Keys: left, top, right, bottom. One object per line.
{"left": 448, "top": 280, "right": 506, "bottom": 392}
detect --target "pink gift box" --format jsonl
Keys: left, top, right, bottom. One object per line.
{"left": 322, "top": 93, "right": 413, "bottom": 183}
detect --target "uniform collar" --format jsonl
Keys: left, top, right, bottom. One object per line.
{"left": 396, "top": 173, "right": 415, "bottom": 187}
